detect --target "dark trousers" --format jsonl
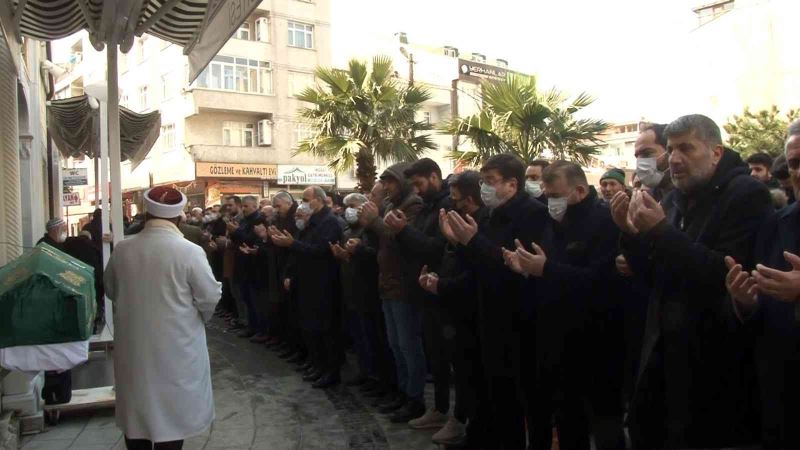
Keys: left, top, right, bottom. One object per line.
{"left": 486, "top": 375, "right": 526, "bottom": 450}
{"left": 369, "top": 303, "right": 397, "bottom": 390}
{"left": 240, "top": 280, "right": 267, "bottom": 334}
{"left": 303, "top": 329, "right": 342, "bottom": 375}
{"left": 220, "top": 278, "right": 238, "bottom": 318}
{"left": 266, "top": 301, "right": 284, "bottom": 339}
{"left": 424, "top": 304, "right": 452, "bottom": 414}
{"left": 124, "top": 437, "right": 183, "bottom": 450}
{"left": 346, "top": 307, "right": 379, "bottom": 379}
{"left": 286, "top": 292, "right": 305, "bottom": 353}
{"left": 450, "top": 313, "right": 489, "bottom": 439}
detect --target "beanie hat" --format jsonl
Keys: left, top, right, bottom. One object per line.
{"left": 600, "top": 168, "right": 626, "bottom": 185}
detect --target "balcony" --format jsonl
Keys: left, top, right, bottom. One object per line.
{"left": 189, "top": 144, "right": 288, "bottom": 165}
{"left": 185, "top": 88, "right": 277, "bottom": 116}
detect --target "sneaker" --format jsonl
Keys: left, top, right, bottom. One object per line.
{"left": 432, "top": 416, "right": 467, "bottom": 445}
{"left": 408, "top": 408, "right": 448, "bottom": 430}
{"left": 390, "top": 400, "right": 426, "bottom": 423}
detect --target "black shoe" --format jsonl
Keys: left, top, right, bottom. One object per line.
{"left": 378, "top": 394, "right": 406, "bottom": 414}
{"left": 390, "top": 400, "right": 426, "bottom": 423}
{"left": 364, "top": 387, "right": 387, "bottom": 399}
{"left": 274, "top": 342, "right": 290, "bottom": 352}
{"left": 303, "top": 370, "right": 323, "bottom": 382}
{"left": 296, "top": 362, "right": 313, "bottom": 372}
{"left": 227, "top": 322, "right": 245, "bottom": 332}
{"left": 345, "top": 375, "right": 367, "bottom": 387}
{"left": 237, "top": 329, "right": 256, "bottom": 338}
{"left": 278, "top": 349, "right": 296, "bottom": 359}
{"left": 359, "top": 379, "right": 379, "bottom": 392}
{"left": 302, "top": 366, "right": 318, "bottom": 377}
{"left": 312, "top": 373, "right": 341, "bottom": 389}
{"left": 287, "top": 353, "right": 305, "bottom": 364}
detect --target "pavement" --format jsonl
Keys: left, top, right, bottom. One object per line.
{"left": 19, "top": 319, "right": 443, "bottom": 450}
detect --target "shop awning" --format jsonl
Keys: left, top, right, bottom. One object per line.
{"left": 47, "top": 95, "right": 160, "bottom": 170}
{"left": 5, "top": 0, "right": 261, "bottom": 83}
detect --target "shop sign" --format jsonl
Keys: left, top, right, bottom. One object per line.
{"left": 277, "top": 165, "right": 336, "bottom": 185}
{"left": 195, "top": 162, "right": 277, "bottom": 180}
{"left": 458, "top": 59, "right": 509, "bottom": 83}
{"left": 63, "top": 168, "right": 88, "bottom": 186}
{"left": 63, "top": 192, "right": 81, "bottom": 206}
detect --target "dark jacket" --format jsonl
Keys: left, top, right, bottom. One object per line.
{"left": 624, "top": 148, "right": 770, "bottom": 448}
{"left": 535, "top": 187, "right": 619, "bottom": 336}
{"left": 460, "top": 190, "right": 549, "bottom": 379}
{"left": 37, "top": 234, "right": 63, "bottom": 250}
{"left": 179, "top": 223, "right": 204, "bottom": 247}
{"left": 230, "top": 211, "right": 262, "bottom": 283}
{"left": 339, "top": 223, "right": 379, "bottom": 313}
{"left": 437, "top": 206, "right": 490, "bottom": 322}
{"left": 742, "top": 203, "right": 800, "bottom": 448}
{"left": 269, "top": 203, "right": 298, "bottom": 303}
{"left": 396, "top": 181, "right": 452, "bottom": 272}
{"left": 367, "top": 162, "right": 424, "bottom": 303}
{"left": 286, "top": 206, "right": 343, "bottom": 332}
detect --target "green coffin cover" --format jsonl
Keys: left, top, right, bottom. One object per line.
{"left": 0, "top": 243, "right": 96, "bottom": 348}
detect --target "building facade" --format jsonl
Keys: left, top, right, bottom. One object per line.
{"left": 53, "top": 0, "right": 332, "bottom": 213}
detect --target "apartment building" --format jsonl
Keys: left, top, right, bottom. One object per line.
{"left": 53, "top": 0, "right": 331, "bottom": 212}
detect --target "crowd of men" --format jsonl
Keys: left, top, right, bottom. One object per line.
{"left": 43, "top": 113, "right": 800, "bottom": 450}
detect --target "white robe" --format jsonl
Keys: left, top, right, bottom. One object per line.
{"left": 104, "top": 220, "right": 221, "bottom": 442}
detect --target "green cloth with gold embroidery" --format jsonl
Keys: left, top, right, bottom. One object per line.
{"left": 0, "top": 243, "right": 96, "bottom": 348}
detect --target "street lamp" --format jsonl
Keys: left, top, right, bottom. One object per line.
{"left": 399, "top": 45, "right": 414, "bottom": 86}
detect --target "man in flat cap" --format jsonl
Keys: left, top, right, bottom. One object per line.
{"left": 104, "top": 186, "right": 222, "bottom": 450}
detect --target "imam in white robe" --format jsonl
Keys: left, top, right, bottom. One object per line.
{"left": 104, "top": 219, "right": 221, "bottom": 442}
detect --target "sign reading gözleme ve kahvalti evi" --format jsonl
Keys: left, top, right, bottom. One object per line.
{"left": 195, "top": 162, "right": 278, "bottom": 180}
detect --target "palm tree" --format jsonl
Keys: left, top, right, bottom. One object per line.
{"left": 443, "top": 73, "right": 608, "bottom": 166}
{"left": 295, "top": 56, "right": 437, "bottom": 192}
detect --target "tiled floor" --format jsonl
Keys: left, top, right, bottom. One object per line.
{"left": 20, "top": 319, "right": 442, "bottom": 449}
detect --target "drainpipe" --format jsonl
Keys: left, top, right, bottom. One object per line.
{"left": 45, "top": 42, "right": 56, "bottom": 217}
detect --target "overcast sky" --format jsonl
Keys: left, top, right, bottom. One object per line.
{"left": 331, "top": 0, "right": 700, "bottom": 122}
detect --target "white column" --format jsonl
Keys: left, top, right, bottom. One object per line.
{"left": 108, "top": 44, "right": 123, "bottom": 249}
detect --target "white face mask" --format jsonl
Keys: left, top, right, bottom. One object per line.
{"left": 298, "top": 202, "right": 312, "bottom": 215}
{"left": 58, "top": 232, "right": 68, "bottom": 243}
{"left": 345, "top": 207, "right": 359, "bottom": 225}
{"left": 295, "top": 219, "right": 306, "bottom": 231}
{"left": 480, "top": 183, "right": 502, "bottom": 209}
{"left": 548, "top": 197, "right": 569, "bottom": 222}
{"left": 526, "top": 180, "right": 543, "bottom": 198}
{"left": 636, "top": 157, "right": 665, "bottom": 189}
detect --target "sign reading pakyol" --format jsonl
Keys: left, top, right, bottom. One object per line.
{"left": 62, "top": 168, "right": 88, "bottom": 187}
{"left": 277, "top": 165, "right": 336, "bottom": 185}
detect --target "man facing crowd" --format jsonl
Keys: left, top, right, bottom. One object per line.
{"left": 612, "top": 114, "right": 770, "bottom": 449}
{"left": 525, "top": 159, "right": 549, "bottom": 204}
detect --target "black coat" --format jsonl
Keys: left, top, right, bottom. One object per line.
{"left": 460, "top": 191, "right": 549, "bottom": 380}
{"left": 624, "top": 148, "right": 770, "bottom": 448}
{"left": 230, "top": 211, "right": 262, "bottom": 283}
{"left": 396, "top": 183, "right": 452, "bottom": 272}
{"left": 286, "top": 206, "right": 343, "bottom": 332}
{"left": 339, "top": 224, "right": 379, "bottom": 313}
{"left": 269, "top": 203, "right": 299, "bottom": 303}
{"left": 745, "top": 202, "right": 800, "bottom": 448}
{"left": 534, "top": 188, "right": 619, "bottom": 369}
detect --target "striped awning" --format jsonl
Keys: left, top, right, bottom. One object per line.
{"left": 4, "top": 0, "right": 261, "bottom": 82}
{"left": 48, "top": 95, "right": 161, "bottom": 170}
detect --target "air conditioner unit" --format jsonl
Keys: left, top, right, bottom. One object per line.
{"left": 257, "top": 119, "right": 273, "bottom": 146}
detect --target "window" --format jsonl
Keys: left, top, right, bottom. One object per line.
{"left": 695, "top": 0, "right": 734, "bottom": 25}
{"left": 236, "top": 22, "right": 251, "bottom": 40}
{"left": 138, "top": 85, "right": 148, "bottom": 109}
{"left": 422, "top": 111, "right": 431, "bottom": 125}
{"left": 288, "top": 71, "right": 315, "bottom": 96}
{"left": 288, "top": 21, "right": 314, "bottom": 49}
{"left": 223, "top": 122, "right": 255, "bottom": 147}
{"left": 255, "top": 18, "right": 270, "bottom": 42}
{"left": 135, "top": 39, "right": 145, "bottom": 63}
{"left": 161, "top": 74, "right": 172, "bottom": 99}
{"left": 443, "top": 47, "right": 458, "bottom": 58}
{"left": 161, "top": 124, "right": 176, "bottom": 150}
{"left": 292, "top": 123, "right": 315, "bottom": 148}
{"left": 195, "top": 56, "right": 272, "bottom": 94}
{"left": 120, "top": 93, "right": 129, "bottom": 108}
